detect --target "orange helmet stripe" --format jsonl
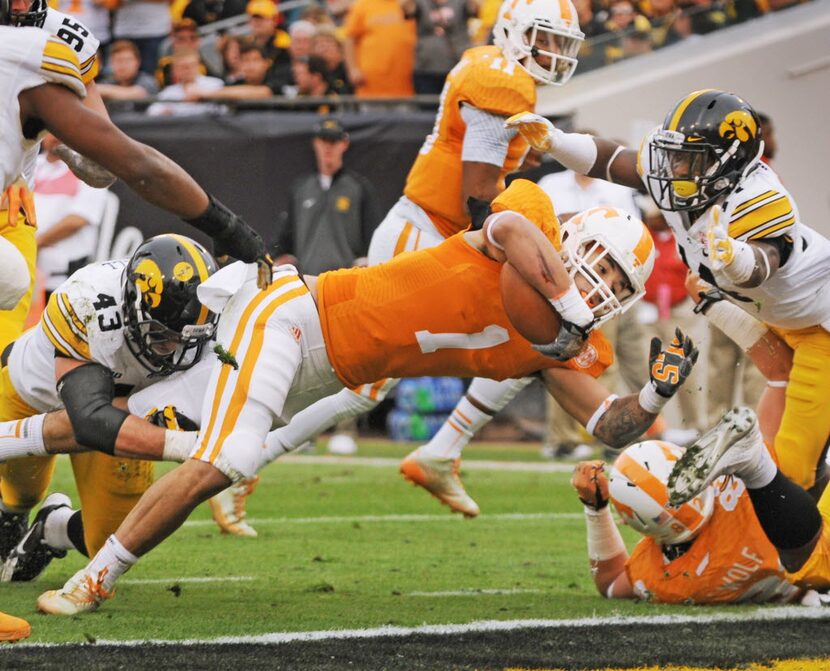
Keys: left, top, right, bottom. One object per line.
{"left": 667, "top": 89, "right": 716, "bottom": 132}
{"left": 631, "top": 223, "right": 654, "bottom": 267}
{"left": 558, "top": 0, "right": 573, "bottom": 23}
{"left": 614, "top": 451, "right": 705, "bottom": 531}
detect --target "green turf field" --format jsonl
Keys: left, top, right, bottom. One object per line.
{"left": 2, "top": 439, "right": 800, "bottom": 648}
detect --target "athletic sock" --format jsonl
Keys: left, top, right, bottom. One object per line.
{"left": 747, "top": 470, "right": 823, "bottom": 550}
{"left": 420, "top": 397, "right": 492, "bottom": 459}
{"left": 0, "top": 415, "right": 47, "bottom": 462}
{"left": 88, "top": 535, "right": 139, "bottom": 592}
{"left": 43, "top": 505, "right": 76, "bottom": 552}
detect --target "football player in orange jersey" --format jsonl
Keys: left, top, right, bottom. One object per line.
{"left": 258, "top": 0, "right": 587, "bottom": 523}
{"left": 572, "top": 283, "right": 830, "bottom": 604}
{"left": 33, "top": 179, "right": 700, "bottom": 615}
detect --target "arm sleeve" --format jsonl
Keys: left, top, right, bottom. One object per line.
{"left": 460, "top": 103, "right": 517, "bottom": 167}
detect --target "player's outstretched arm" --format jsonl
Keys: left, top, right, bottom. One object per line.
{"left": 504, "top": 113, "right": 642, "bottom": 189}
{"left": 543, "top": 329, "right": 698, "bottom": 449}
{"left": 571, "top": 460, "right": 635, "bottom": 599}
{"left": 19, "top": 83, "right": 272, "bottom": 282}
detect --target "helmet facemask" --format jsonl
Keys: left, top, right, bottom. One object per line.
{"left": 493, "top": 0, "right": 584, "bottom": 86}
{"left": 9, "top": 0, "right": 47, "bottom": 27}
{"left": 124, "top": 278, "right": 216, "bottom": 377}
{"left": 646, "top": 129, "right": 747, "bottom": 213}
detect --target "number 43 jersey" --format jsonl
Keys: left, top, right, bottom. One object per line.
{"left": 9, "top": 259, "right": 154, "bottom": 412}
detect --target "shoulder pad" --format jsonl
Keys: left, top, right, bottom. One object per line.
{"left": 42, "top": 9, "right": 100, "bottom": 83}
{"left": 458, "top": 47, "right": 536, "bottom": 118}
{"left": 725, "top": 171, "right": 795, "bottom": 241}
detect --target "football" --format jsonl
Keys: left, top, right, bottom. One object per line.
{"left": 499, "top": 262, "right": 561, "bottom": 345}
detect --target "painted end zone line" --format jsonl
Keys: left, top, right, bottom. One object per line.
{"left": 121, "top": 576, "right": 255, "bottom": 585}
{"left": 15, "top": 608, "right": 830, "bottom": 649}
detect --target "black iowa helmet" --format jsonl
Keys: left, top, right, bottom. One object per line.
{"left": 124, "top": 234, "right": 218, "bottom": 376}
{"left": 646, "top": 89, "right": 762, "bottom": 213}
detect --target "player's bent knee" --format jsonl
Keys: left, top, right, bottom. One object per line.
{"left": 0, "top": 240, "right": 29, "bottom": 310}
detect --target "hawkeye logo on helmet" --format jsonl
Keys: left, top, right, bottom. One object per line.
{"left": 134, "top": 258, "right": 164, "bottom": 308}
{"left": 719, "top": 110, "right": 757, "bottom": 144}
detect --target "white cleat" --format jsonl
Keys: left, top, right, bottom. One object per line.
{"left": 37, "top": 567, "right": 114, "bottom": 615}
{"left": 209, "top": 476, "right": 260, "bottom": 538}
{"left": 400, "top": 449, "right": 480, "bottom": 518}
{"left": 668, "top": 407, "right": 762, "bottom": 506}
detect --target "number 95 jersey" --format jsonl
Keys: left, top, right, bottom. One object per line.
{"left": 8, "top": 260, "right": 155, "bottom": 412}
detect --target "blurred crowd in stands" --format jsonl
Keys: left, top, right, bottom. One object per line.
{"left": 66, "top": 0, "right": 808, "bottom": 110}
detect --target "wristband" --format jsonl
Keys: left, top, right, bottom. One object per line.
{"left": 548, "top": 128, "right": 598, "bottom": 175}
{"left": 163, "top": 430, "right": 199, "bottom": 462}
{"left": 584, "top": 505, "right": 626, "bottom": 562}
{"left": 585, "top": 394, "right": 619, "bottom": 437}
{"left": 706, "top": 301, "right": 768, "bottom": 351}
{"left": 638, "top": 382, "right": 670, "bottom": 414}
{"left": 550, "top": 283, "right": 594, "bottom": 327}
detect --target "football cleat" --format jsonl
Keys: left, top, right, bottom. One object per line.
{"left": 36, "top": 567, "right": 114, "bottom": 615}
{"left": 1, "top": 493, "right": 70, "bottom": 582}
{"left": 400, "top": 449, "right": 480, "bottom": 518}
{"left": 668, "top": 407, "right": 761, "bottom": 506}
{"left": 0, "top": 611, "right": 30, "bottom": 642}
{"left": 0, "top": 510, "right": 27, "bottom": 563}
{"left": 209, "top": 476, "right": 259, "bottom": 538}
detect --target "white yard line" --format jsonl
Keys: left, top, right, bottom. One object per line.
{"left": 15, "top": 608, "right": 830, "bottom": 648}
{"left": 120, "top": 576, "right": 255, "bottom": 585}
{"left": 280, "top": 454, "right": 575, "bottom": 472}
{"left": 182, "top": 512, "right": 581, "bottom": 527}
{"left": 407, "top": 588, "right": 546, "bottom": 597}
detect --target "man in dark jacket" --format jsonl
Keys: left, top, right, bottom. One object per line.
{"left": 274, "top": 118, "right": 380, "bottom": 275}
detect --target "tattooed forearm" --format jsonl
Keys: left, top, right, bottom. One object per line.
{"left": 593, "top": 395, "right": 657, "bottom": 449}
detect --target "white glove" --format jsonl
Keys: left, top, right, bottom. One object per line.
{"left": 504, "top": 112, "right": 556, "bottom": 152}
{"left": 706, "top": 205, "right": 755, "bottom": 284}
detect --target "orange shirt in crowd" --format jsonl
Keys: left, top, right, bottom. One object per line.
{"left": 344, "top": 0, "right": 416, "bottom": 97}
{"left": 404, "top": 45, "right": 536, "bottom": 238}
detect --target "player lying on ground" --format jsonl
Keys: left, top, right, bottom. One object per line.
{"left": 573, "top": 427, "right": 828, "bottom": 604}
{"left": 28, "top": 179, "right": 699, "bottom": 615}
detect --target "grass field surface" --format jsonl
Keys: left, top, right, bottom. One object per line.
{"left": 2, "top": 441, "right": 829, "bottom": 668}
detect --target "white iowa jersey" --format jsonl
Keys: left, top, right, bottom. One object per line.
{"left": 9, "top": 259, "right": 157, "bottom": 412}
{"left": 0, "top": 26, "right": 85, "bottom": 192}
{"left": 19, "top": 10, "right": 99, "bottom": 188}
{"left": 638, "top": 128, "right": 830, "bottom": 330}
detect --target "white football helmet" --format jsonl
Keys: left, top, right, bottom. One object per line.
{"left": 609, "top": 441, "right": 715, "bottom": 545}
{"left": 560, "top": 206, "right": 655, "bottom": 327}
{"left": 492, "top": 0, "right": 584, "bottom": 86}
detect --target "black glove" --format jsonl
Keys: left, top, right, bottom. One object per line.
{"left": 185, "top": 195, "right": 273, "bottom": 287}
{"left": 145, "top": 405, "right": 198, "bottom": 432}
{"left": 648, "top": 327, "right": 699, "bottom": 398}
{"left": 693, "top": 286, "right": 727, "bottom": 316}
{"left": 532, "top": 319, "right": 593, "bottom": 362}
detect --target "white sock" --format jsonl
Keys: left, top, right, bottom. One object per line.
{"left": 421, "top": 378, "right": 532, "bottom": 459}
{"left": 0, "top": 414, "right": 47, "bottom": 462}
{"left": 272, "top": 387, "right": 382, "bottom": 451}
{"left": 739, "top": 442, "right": 778, "bottom": 489}
{"left": 87, "top": 535, "right": 139, "bottom": 592}
{"left": 43, "top": 506, "right": 76, "bottom": 552}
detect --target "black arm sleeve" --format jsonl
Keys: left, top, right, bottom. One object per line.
{"left": 57, "top": 362, "right": 130, "bottom": 455}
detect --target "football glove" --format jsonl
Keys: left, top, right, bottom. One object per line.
{"left": 185, "top": 195, "right": 273, "bottom": 289}
{"left": 571, "top": 460, "right": 610, "bottom": 510}
{"left": 145, "top": 405, "right": 198, "bottom": 432}
{"left": 53, "top": 144, "right": 117, "bottom": 189}
{"left": 1, "top": 181, "right": 36, "bottom": 228}
{"left": 706, "top": 205, "right": 755, "bottom": 285}
{"left": 533, "top": 319, "right": 593, "bottom": 362}
{"left": 504, "top": 112, "right": 556, "bottom": 152}
{"left": 647, "top": 328, "right": 698, "bottom": 399}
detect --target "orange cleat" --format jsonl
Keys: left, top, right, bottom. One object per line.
{"left": 400, "top": 449, "right": 480, "bottom": 518}
{"left": 0, "top": 611, "right": 30, "bottom": 642}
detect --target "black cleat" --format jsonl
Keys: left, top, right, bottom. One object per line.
{"left": 0, "top": 509, "right": 28, "bottom": 563}
{"left": 1, "top": 493, "right": 70, "bottom": 582}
